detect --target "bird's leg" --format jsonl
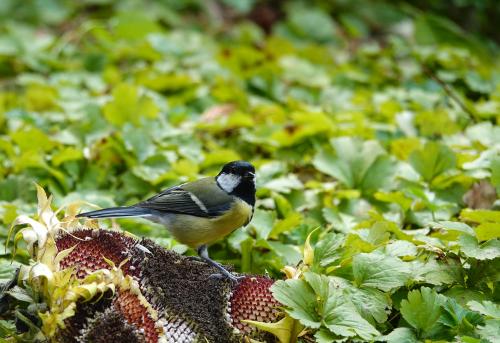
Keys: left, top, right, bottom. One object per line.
{"left": 197, "top": 245, "right": 243, "bottom": 283}
{"left": 185, "top": 255, "right": 203, "bottom": 263}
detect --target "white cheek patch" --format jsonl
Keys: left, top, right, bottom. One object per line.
{"left": 216, "top": 173, "right": 241, "bottom": 193}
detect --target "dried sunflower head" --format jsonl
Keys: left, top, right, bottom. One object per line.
{"left": 5, "top": 187, "right": 287, "bottom": 343}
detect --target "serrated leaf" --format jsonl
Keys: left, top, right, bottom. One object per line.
{"left": 409, "top": 141, "right": 456, "bottom": 182}
{"left": 467, "top": 301, "right": 500, "bottom": 319}
{"left": 313, "top": 149, "right": 354, "bottom": 187}
{"left": 410, "top": 258, "right": 463, "bottom": 286}
{"left": 0, "top": 319, "right": 17, "bottom": 338}
{"left": 459, "top": 235, "right": 500, "bottom": 260}
{"left": 0, "top": 260, "right": 20, "bottom": 284}
{"left": 323, "top": 287, "right": 380, "bottom": 340}
{"left": 400, "top": 287, "right": 445, "bottom": 334}
{"left": 476, "top": 319, "right": 500, "bottom": 343}
{"left": 439, "top": 298, "right": 483, "bottom": 336}
{"left": 385, "top": 240, "right": 418, "bottom": 257}
{"left": 313, "top": 138, "right": 390, "bottom": 192}
{"left": 313, "top": 232, "right": 344, "bottom": 268}
{"left": 352, "top": 252, "right": 411, "bottom": 291}
{"left": 6, "top": 286, "right": 33, "bottom": 303}
{"left": 377, "top": 327, "right": 418, "bottom": 343}
{"left": 359, "top": 155, "right": 397, "bottom": 195}
{"left": 314, "top": 328, "right": 337, "bottom": 343}
{"left": 345, "top": 286, "right": 390, "bottom": 324}
{"left": 271, "top": 279, "right": 320, "bottom": 328}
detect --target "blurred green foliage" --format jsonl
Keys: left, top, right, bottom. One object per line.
{"left": 0, "top": 0, "right": 499, "bottom": 341}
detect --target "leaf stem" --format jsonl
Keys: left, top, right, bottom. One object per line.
{"left": 422, "top": 65, "right": 476, "bottom": 120}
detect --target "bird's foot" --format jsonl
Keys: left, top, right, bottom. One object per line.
{"left": 209, "top": 272, "right": 245, "bottom": 283}
{"left": 196, "top": 244, "right": 243, "bottom": 283}
{"left": 185, "top": 255, "right": 203, "bottom": 263}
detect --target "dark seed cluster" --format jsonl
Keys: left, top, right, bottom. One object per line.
{"left": 77, "top": 307, "right": 145, "bottom": 343}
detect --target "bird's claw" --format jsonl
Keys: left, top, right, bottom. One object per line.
{"left": 209, "top": 273, "right": 245, "bottom": 283}
{"left": 185, "top": 255, "right": 203, "bottom": 263}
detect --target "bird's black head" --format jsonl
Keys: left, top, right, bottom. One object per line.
{"left": 216, "top": 161, "right": 256, "bottom": 205}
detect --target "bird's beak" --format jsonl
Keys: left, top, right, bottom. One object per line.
{"left": 245, "top": 172, "right": 255, "bottom": 179}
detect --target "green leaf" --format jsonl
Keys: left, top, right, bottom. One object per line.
{"left": 444, "top": 287, "right": 489, "bottom": 307}
{"left": 459, "top": 235, "right": 500, "bottom": 260}
{"left": 103, "top": 83, "right": 158, "bottom": 127}
{"left": 400, "top": 287, "right": 445, "bottom": 335}
{"left": 0, "top": 319, "right": 17, "bottom": 339}
{"left": 284, "top": 273, "right": 380, "bottom": 340}
{"left": 475, "top": 223, "right": 500, "bottom": 241}
{"left": 322, "top": 287, "right": 380, "bottom": 340}
{"left": 439, "top": 298, "right": 483, "bottom": 336}
{"left": 269, "top": 212, "right": 302, "bottom": 239}
{"left": 249, "top": 209, "right": 275, "bottom": 240}
{"left": 122, "top": 124, "right": 156, "bottom": 162}
{"left": 271, "top": 279, "right": 320, "bottom": 328}
{"left": 477, "top": 319, "right": 500, "bottom": 343}
{"left": 313, "top": 138, "right": 395, "bottom": 194}
{"left": 385, "top": 240, "right": 418, "bottom": 257}
{"left": 467, "top": 301, "right": 500, "bottom": 319}
{"left": 409, "top": 141, "right": 456, "bottom": 182}
{"left": 359, "top": 155, "right": 397, "bottom": 195}
{"left": 263, "top": 174, "right": 304, "bottom": 193}
{"left": 410, "top": 258, "right": 463, "bottom": 286}
{"left": 113, "top": 12, "right": 161, "bottom": 40}
{"left": 6, "top": 286, "right": 33, "bottom": 303}
{"left": 352, "top": 252, "right": 411, "bottom": 292}
{"left": 286, "top": 3, "right": 337, "bottom": 42}
{"left": 460, "top": 209, "right": 500, "bottom": 224}
{"left": 313, "top": 148, "right": 353, "bottom": 187}
{"left": 0, "top": 260, "right": 19, "bottom": 284}
{"left": 267, "top": 241, "right": 302, "bottom": 266}
{"left": 431, "top": 221, "right": 475, "bottom": 236}
{"left": 313, "top": 233, "right": 344, "bottom": 268}
{"left": 374, "top": 191, "right": 413, "bottom": 212}
{"left": 377, "top": 327, "right": 418, "bottom": 343}
{"left": 344, "top": 286, "right": 390, "bottom": 324}
{"left": 10, "top": 127, "right": 56, "bottom": 152}
{"left": 314, "top": 328, "right": 337, "bottom": 343}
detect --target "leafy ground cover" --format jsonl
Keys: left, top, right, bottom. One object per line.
{"left": 0, "top": 1, "right": 499, "bottom": 342}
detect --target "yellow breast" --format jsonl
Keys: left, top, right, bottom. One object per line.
{"left": 167, "top": 199, "right": 253, "bottom": 248}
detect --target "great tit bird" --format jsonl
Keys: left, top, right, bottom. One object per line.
{"left": 76, "top": 161, "right": 256, "bottom": 282}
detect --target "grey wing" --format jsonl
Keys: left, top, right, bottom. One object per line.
{"left": 134, "top": 181, "right": 231, "bottom": 217}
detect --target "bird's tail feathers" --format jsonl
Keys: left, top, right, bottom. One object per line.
{"left": 76, "top": 206, "right": 151, "bottom": 219}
